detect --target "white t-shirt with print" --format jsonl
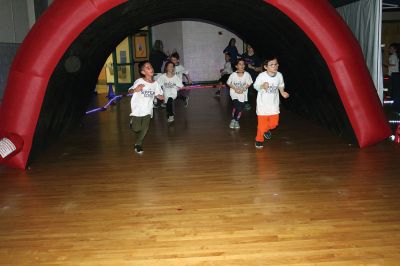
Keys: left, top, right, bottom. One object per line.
{"left": 174, "top": 65, "right": 188, "bottom": 81}
{"left": 156, "top": 73, "right": 184, "bottom": 102}
{"left": 253, "top": 71, "right": 285, "bottom": 115}
{"left": 388, "top": 54, "right": 399, "bottom": 76}
{"left": 129, "top": 78, "right": 163, "bottom": 117}
{"left": 227, "top": 71, "right": 253, "bottom": 102}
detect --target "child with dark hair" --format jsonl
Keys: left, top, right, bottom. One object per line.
{"left": 227, "top": 58, "right": 253, "bottom": 129}
{"left": 170, "top": 52, "right": 192, "bottom": 107}
{"left": 253, "top": 57, "right": 289, "bottom": 149}
{"left": 386, "top": 43, "right": 399, "bottom": 77}
{"left": 128, "top": 61, "right": 164, "bottom": 154}
{"left": 156, "top": 61, "right": 184, "bottom": 123}
{"left": 215, "top": 52, "right": 233, "bottom": 96}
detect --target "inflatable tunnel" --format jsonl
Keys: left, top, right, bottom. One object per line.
{"left": 0, "top": 0, "right": 392, "bottom": 169}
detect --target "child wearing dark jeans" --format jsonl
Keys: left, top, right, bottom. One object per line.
{"left": 226, "top": 58, "right": 253, "bottom": 129}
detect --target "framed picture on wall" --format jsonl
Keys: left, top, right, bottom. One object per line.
{"left": 134, "top": 35, "right": 147, "bottom": 58}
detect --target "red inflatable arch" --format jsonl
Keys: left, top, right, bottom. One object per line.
{"left": 0, "top": 0, "right": 391, "bottom": 169}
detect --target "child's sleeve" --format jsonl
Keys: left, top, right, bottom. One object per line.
{"left": 246, "top": 72, "right": 253, "bottom": 86}
{"left": 226, "top": 73, "right": 234, "bottom": 86}
{"left": 253, "top": 74, "right": 263, "bottom": 92}
{"left": 175, "top": 76, "right": 184, "bottom": 89}
{"left": 155, "top": 82, "right": 163, "bottom": 96}
{"left": 128, "top": 79, "right": 140, "bottom": 92}
{"left": 278, "top": 73, "right": 285, "bottom": 88}
{"left": 183, "top": 66, "right": 189, "bottom": 75}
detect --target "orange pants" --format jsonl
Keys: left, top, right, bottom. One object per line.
{"left": 255, "top": 114, "right": 279, "bottom": 142}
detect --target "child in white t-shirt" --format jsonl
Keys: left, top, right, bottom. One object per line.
{"left": 387, "top": 43, "right": 399, "bottom": 76}
{"left": 226, "top": 58, "right": 253, "bottom": 129}
{"left": 216, "top": 53, "right": 233, "bottom": 96}
{"left": 170, "top": 52, "right": 192, "bottom": 107}
{"left": 156, "top": 61, "right": 184, "bottom": 123}
{"left": 253, "top": 57, "right": 289, "bottom": 149}
{"left": 128, "top": 61, "right": 164, "bottom": 154}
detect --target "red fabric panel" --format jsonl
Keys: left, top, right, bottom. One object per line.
{"left": 266, "top": 0, "right": 391, "bottom": 147}
{"left": 0, "top": 0, "right": 127, "bottom": 169}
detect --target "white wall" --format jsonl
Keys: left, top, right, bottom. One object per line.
{"left": 151, "top": 21, "right": 183, "bottom": 60}
{"left": 152, "top": 21, "right": 243, "bottom": 82}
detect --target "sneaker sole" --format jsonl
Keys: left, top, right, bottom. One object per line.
{"left": 255, "top": 143, "right": 264, "bottom": 149}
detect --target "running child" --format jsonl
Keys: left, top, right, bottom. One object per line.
{"left": 253, "top": 56, "right": 289, "bottom": 149}
{"left": 170, "top": 52, "right": 192, "bottom": 107}
{"left": 215, "top": 52, "right": 233, "bottom": 96}
{"left": 156, "top": 61, "right": 184, "bottom": 123}
{"left": 128, "top": 61, "right": 164, "bottom": 154}
{"left": 226, "top": 58, "right": 253, "bottom": 129}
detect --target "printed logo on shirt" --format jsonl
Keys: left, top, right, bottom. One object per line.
{"left": 266, "top": 84, "right": 278, "bottom": 94}
{"left": 233, "top": 81, "right": 247, "bottom": 89}
{"left": 141, "top": 89, "right": 155, "bottom": 97}
{"left": 162, "top": 81, "right": 176, "bottom": 89}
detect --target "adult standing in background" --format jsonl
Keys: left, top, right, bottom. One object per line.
{"left": 149, "top": 40, "right": 168, "bottom": 108}
{"left": 149, "top": 40, "right": 168, "bottom": 75}
{"left": 241, "top": 44, "right": 262, "bottom": 110}
{"left": 223, "top": 38, "right": 241, "bottom": 70}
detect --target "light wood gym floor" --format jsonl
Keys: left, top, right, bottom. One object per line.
{"left": 1, "top": 88, "right": 400, "bottom": 265}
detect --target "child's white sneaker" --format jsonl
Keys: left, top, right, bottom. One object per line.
{"left": 229, "top": 119, "right": 236, "bottom": 129}
{"left": 234, "top": 121, "right": 240, "bottom": 129}
{"left": 168, "top": 116, "right": 174, "bottom": 123}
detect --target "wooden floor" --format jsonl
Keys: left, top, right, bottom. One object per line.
{"left": 1, "top": 88, "right": 400, "bottom": 265}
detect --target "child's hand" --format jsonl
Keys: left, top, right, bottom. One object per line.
{"left": 157, "top": 95, "right": 164, "bottom": 101}
{"left": 263, "top": 82, "right": 269, "bottom": 90}
{"left": 281, "top": 91, "right": 289, "bottom": 99}
{"left": 135, "top": 84, "right": 145, "bottom": 92}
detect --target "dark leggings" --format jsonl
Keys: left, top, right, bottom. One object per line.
{"left": 232, "top": 99, "right": 244, "bottom": 121}
{"left": 166, "top": 97, "right": 174, "bottom": 117}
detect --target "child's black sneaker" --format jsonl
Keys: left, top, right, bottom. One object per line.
{"left": 134, "top": 144, "right": 144, "bottom": 154}
{"left": 255, "top": 141, "right": 264, "bottom": 149}
{"left": 263, "top": 130, "right": 272, "bottom": 140}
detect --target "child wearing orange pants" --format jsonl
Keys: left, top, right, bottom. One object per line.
{"left": 253, "top": 57, "right": 289, "bottom": 149}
